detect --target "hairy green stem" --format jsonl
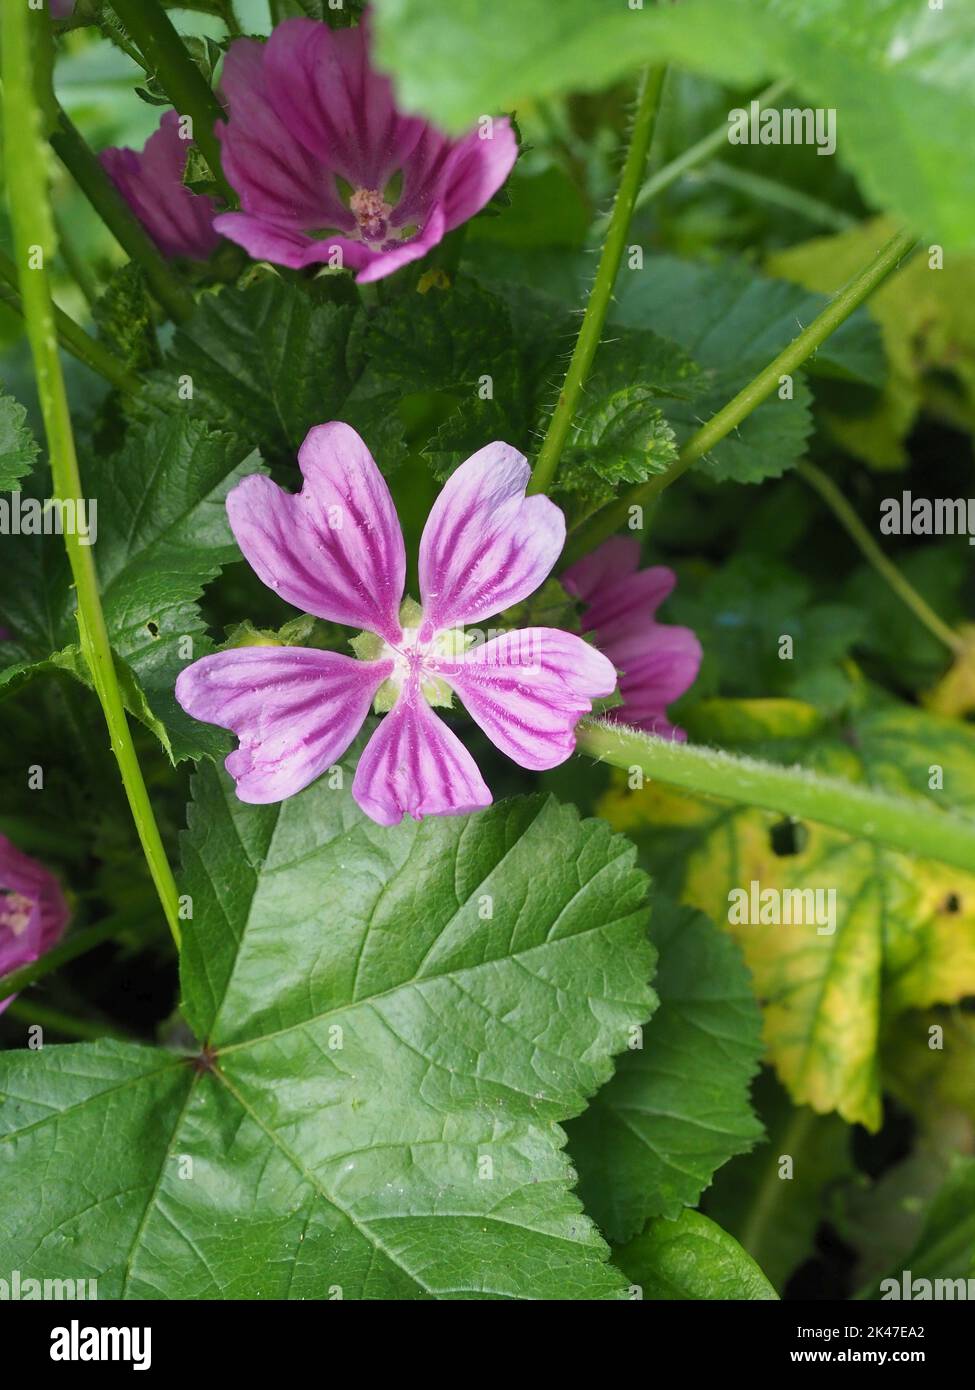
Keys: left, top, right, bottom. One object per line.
{"left": 529, "top": 66, "right": 667, "bottom": 495}
{"left": 594, "top": 78, "right": 791, "bottom": 231}
{"left": 2, "top": 4, "right": 181, "bottom": 948}
{"left": 49, "top": 107, "right": 194, "bottom": 323}
{"left": 0, "top": 913, "right": 138, "bottom": 1004}
{"left": 798, "top": 461, "right": 963, "bottom": 655}
{"left": 53, "top": 208, "right": 99, "bottom": 307}
{"left": 564, "top": 226, "right": 919, "bottom": 562}
{"left": 110, "top": 0, "right": 235, "bottom": 206}
{"left": 577, "top": 718, "right": 975, "bottom": 873}
{"left": 0, "top": 250, "right": 140, "bottom": 395}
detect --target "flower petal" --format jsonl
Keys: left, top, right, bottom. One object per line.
{"left": 563, "top": 538, "right": 676, "bottom": 644}
{"left": 100, "top": 111, "right": 220, "bottom": 262}
{"left": 227, "top": 423, "right": 406, "bottom": 645}
{"left": 261, "top": 19, "right": 427, "bottom": 189}
{"left": 438, "top": 119, "right": 519, "bottom": 233}
{"left": 352, "top": 693, "right": 491, "bottom": 826}
{"left": 212, "top": 215, "right": 372, "bottom": 271}
{"left": 217, "top": 35, "right": 352, "bottom": 232}
{"left": 609, "top": 624, "right": 703, "bottom": 734}
{"left": 418, "top": 443, "right": 565, "bottom": 633}
{"left": 436, "top": 627, "right": 616, "bottom": 771}
{"left": 175, "top": 646, "right": 390, "bottom": 804}
{"left": 0, "top": 836, "right": 69, "bottom": 1011}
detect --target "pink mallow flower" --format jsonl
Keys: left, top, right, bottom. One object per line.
{"left": 100, "top": 110, "right": 222, "bottom": 262}
{"left": 0, "top": 836, "right": 70, "bottom": 1013}
{"left": 212, "top": 17, "right": 518, "bottom": 284}
{"left": 50, "top": 0, "right": 75, "bottom": 16}
{"left": 175, "top": 423, "right": 616, "bottom": 826}
{"left": 563, "top": 538, "right": 702, "bottom": 741}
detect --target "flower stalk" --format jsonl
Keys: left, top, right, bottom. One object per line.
{"left": 1, "top": 2, "right": 181, "bottom": 948}
{"left": 577, "top": 718, "right": 975, "bottom": 874}
{"left": 109, "top": 0, "right": 236, "bottom": 206}
{"left": 529, "top": 65, "right": 667, "bottom": 496}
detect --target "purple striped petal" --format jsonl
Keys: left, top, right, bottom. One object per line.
{"left": 418, "top": 443, "right": 565, "bottom": 633}
{"left": 435, "top": 627, "right": 616, "bottom": 771}
{"left": 563, "top": 538, "right": 676, "bottom": 645}
{"left": 607, "top": 624, "right": 702, "bottom": 738}
{"left": 175, "top": 646, "right": 390, "bottom": 804}
{"left": 352, "top": 691, "right": 491, "bottom": 826}
{"left": 217, "top": 36, "right": 352, "bottom": 233}
{"left": 100, "top": 110, "right": 221, "bottom": 262}
{"left": 227, "top": 423, "right": 406, "bottom": 645}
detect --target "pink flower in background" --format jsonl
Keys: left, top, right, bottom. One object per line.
{"left": 564, "top": 538, "right": 701, "bottom": 741}
{"left": 50, "top": 0, "right": 75, "bottom": 17}
{"left": 100, "top": 110, "right": 222, "bottom": 262}
{"left": 212, "top": 17, "right": 518, "bottom": 283}
{"left": 0, "top": 836, "right": 70, "bottom": 1013}
{"left": 175, "top": 423, "right": 615, "bottom": 826}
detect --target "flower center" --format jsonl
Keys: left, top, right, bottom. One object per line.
{"left": 352, "top": 598, "right": 469, "bottom": 712}
{"left": 349, "top": 187, "right": 393, "bottom": 244}
{"left": 0, "top": 889, "right": 34, "bottom": 939}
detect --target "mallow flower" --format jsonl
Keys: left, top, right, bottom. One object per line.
{"left": 212, "top": 17, "right": 518, "bottom": 284}
{"left": 175, "top": 423, "right": 616, "bottom": 826}
{"left": 1, "top": 836, "right": 70, "bottom": 1013}
{"left": 563, "top": 537, "right": 702, "bottom": 741}
{"left": 101, "top": 110, "right": 222, "bottom": 262}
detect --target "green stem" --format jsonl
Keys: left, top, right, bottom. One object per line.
{"left": 0, "top": 249, "right": 141, "bottom": 395}
{"left": 49, "top": 108, "right": 194, "bottom": 323}
{"left": 5, "top": 1000, "right": 132, "bottom": 1043}
{"left": 702, "top": 163, "right": 856, "bottom": 233}
{"left": 798, "top": 461, "right": 963, "bottom": 655}
{"left": 737, "top": 1105, "right": 818, "bottom": 1278}
{"left": 529, "top": 66, "right": 667, "bottom": 495}
{"left": 2, "top": 3, "right": 182, "bottom": 949}
{"left": 0, "top": 913, "right": 137, "bottom": 1004}
{"left": 53, "top": 208, "right": 99, "bottom": 307}
{"left": 564, "top": 227, "right": 919, "bottom": 562}
{"left": 577, "top": 718, "right": 975, "bottom": 874}
{"left": 110, "top": 0, "right": 235, "bottom": 206}
{"left": 594, "top": 78, "right": 791, "bottom": 230}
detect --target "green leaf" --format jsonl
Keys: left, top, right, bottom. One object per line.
{"left": 373, "top": 0, "right": 975, "bottom": 247}
{"left": 0, "top": 387, "right": 38, "bottom": 491}
{"left": 567, "top": 900, "right": 762, "bottom": 1243}
{"left": 705, "top": 1070, "right": 854, "bottom": 1293}
{"left": 598, "top": 701, "right": 975, "bottom": 1128}
{"left": 0, "top": 416, "right": 261, "bottom": 762}
{"left": 614, "top": 1208, "right": 778, "bottom": 1300}
{"left": 0, "top": 762, "right": 656, "bottom": 1299}
{"left": 142, "top": 277, "right": 405, "bottom": 469}
{"left": 670, "top": 553, "right": 864, "bottom": 712}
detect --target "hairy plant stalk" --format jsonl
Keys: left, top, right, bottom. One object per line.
{"left": 529, "top": 66, "right": 667, "bottom": 495}
{"left": 577, "top": 718, "right": 975, "bottom": 874}
{"left": 110, "top": 0, "right": 235, "bottom": 206}
{"left": 2, "top": 3, "right": 182, "bottom": 948}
